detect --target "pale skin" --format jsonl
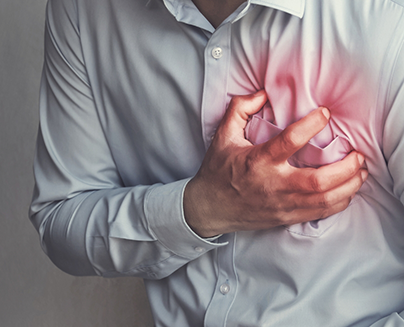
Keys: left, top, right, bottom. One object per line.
{"left": 184, "top": 91, "right": 368, "bottom": 237}
{"left": 184, "top": 1, "right": 368, "bottom": 238}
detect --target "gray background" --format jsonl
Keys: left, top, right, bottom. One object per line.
{"left": 0, "top": 1, "right": 154, "bottom": 326}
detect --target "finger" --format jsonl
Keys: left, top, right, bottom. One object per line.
{"left": 261, "top": 107, "right": 330, "bottom": 163}
{"left": 286, "top": 151, "right": 366, "bottom": 193}
{"left": 285, "top": 168, "right": 366, "bottom": 211}
{"left": 217, "top": 90, "right": 268, "bottom": 139}
{"left": 281, "top": 197, "right": 354, "bottom": 226}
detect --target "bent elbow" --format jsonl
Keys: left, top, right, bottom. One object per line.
{"left": 30, "top": 205, "right": 97, "bottom": 277}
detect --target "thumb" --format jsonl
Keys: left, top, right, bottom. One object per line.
{"left": 217, "top": 90, "right": 268, "bottom": 141}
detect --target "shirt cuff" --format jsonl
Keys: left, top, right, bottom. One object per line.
{"left": 145, "top": 178, "right": 227, "bottom": 260}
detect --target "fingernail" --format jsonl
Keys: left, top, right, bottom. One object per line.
{"left": 360, "top": 169, "right": 368, "bottom": 181}
{"left": 357, "top": 153, "right": 365, "bottom": 165}
{"left": 321, "top": 107, "right": 330, "bottom": 120}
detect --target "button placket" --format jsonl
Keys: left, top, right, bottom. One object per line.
{"left": 199, "top": 23, "right": 237, "bottom": 327}
{"left": 204, "top": 233, "right": 238, "bottom": 327}
{"left": 200, "top": 23, "right": 232, "bottom": 151}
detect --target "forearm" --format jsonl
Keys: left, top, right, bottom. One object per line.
{"left": 31, "top": 179, "right": 223, "bottom": 279}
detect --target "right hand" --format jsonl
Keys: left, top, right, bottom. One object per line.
{"left": 183, "top": 90, "right": 368, "bottom": 238}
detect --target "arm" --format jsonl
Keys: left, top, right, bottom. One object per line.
{"left": 30, "top": 0, "right": 222, "bottom": 279}
{"left": 370, "top": 28, "right": 404, "bottom": 327}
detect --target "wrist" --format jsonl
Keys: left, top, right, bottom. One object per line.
{"left": 183, "top": 177, "right": 218, "bottom": 238}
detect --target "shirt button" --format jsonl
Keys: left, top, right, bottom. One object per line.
{"left": 219, "top": 283, "right": 230, "bottom": 295}
{"left": 212, "top": 47, "right": 223, "bottom": 59}
{"left": 194, "top": 246, "right": 205, "bottom": 253}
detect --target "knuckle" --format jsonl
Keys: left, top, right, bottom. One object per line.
{"left": 280, "top": 129, "right": 301, "bottom": 149}
{"left": 318, "top": 192, "right": 333, "bottom": 208}
{"left": 323, "top": 198, "right": 350, "bottom": 218}
{"left": 266, "top": 211, "right": 285, "bottom": 227}
{"left": 244, "top": 152, "right": 260, "bottom": 173}
{"left": 260, "top": 182, "right": 276, "bottom": 203}
{"left": 268, "top": 196, "right": 297, "bottom": 223}
{"left": 283, "top": 199, "right": 297, "bottom": 213}
{"left": 317, "top": 208, "right": 330, "bottom": 220}
{"left": 337, "top": 198, "right": 351, "bottom": 212}
{"left": 309, "top": 175, "right": 325, "bottom": 193}
{"left": 262, "top": 141, "right": 278, "bottom": 162}
{"left": 346, "top": 161, "right": 358, "bottom": 176}
{"left": 345, "top": 153, "right": 362, "bottom": 175}
{"left": 270, "top": 198, "right": 284, "bottom": 212}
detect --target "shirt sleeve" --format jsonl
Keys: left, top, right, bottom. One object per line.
{"left": 29, "top": 0, "right": 225, "bottom": 279}
{"left": 374, "top": 24, "right": 404, "bottom": 327}
{"left": 383, "top": 36, "right": 404, "bottom": 206}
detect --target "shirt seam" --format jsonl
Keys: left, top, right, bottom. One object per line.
{"left": 223, "top": 232, "right": 240, "bottom": 326}
{"left": 379, "top": 11, "right": 404, "bottom": 150}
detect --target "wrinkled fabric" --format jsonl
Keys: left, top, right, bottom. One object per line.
{"left": 30, "top": 0, "right": 404, "bottom": 326}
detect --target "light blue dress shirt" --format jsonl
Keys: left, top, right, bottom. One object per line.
{"left": 31, "top": 0, "right": 404, "bottom": 325}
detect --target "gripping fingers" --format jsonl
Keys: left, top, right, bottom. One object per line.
{"left": 291, "top": 168, "right": 367, "bottom": 210}
{"left": 289, "top": 196, "right": 355, "bottom": 225}
{"left": 311, "top": 151, "right": 366, "bottom": 192}
{"left": 287, "top": 151, "right": 366, "bottom": 193}
{"left": 263, "top": 107, "right": 330, "bottom": 163}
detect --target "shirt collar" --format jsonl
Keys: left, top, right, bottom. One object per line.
{"left": 250, "top": 0, "right": 305, "bottom": 18}
{"left": 161, "top": 0, "right": 305, "bottom": 33}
